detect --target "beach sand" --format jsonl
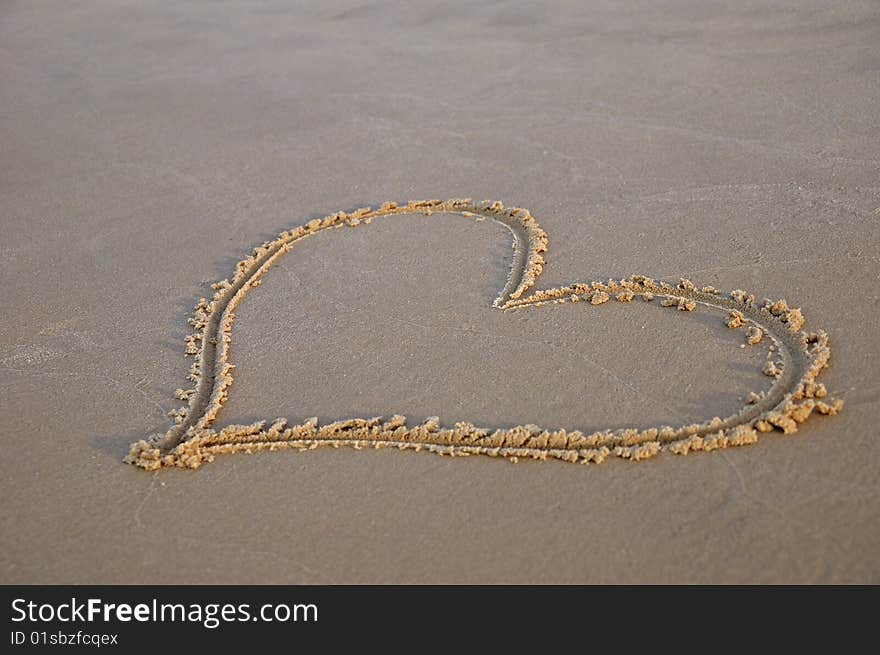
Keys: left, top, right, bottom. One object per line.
{"left": 1, "top": 1, "right": 878, "bottom": 582}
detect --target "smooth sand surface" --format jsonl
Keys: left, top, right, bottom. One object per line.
{"left": 2, "top": 1, "right": 878, "bottom": 582}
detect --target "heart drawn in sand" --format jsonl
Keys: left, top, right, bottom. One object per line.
{"left": 126, "top": 199, "right": 842, "bottom": 470}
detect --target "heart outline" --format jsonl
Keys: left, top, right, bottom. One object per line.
{"left": 126, "top": 199, "right": 842, "bottom": 470}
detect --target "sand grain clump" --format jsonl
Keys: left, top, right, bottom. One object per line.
{"left": 590, "top": 291, "right": 610, "bottom": 305}
{"left": 125, "top": 199, "right": 842, "bottom": 471}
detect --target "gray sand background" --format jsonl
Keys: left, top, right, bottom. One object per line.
{"left": 2, "top": 1, "right": 879, "bottom": 582}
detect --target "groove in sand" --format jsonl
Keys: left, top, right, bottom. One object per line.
{"left": 126, "top": 199, "right": 842, "bottom": 470}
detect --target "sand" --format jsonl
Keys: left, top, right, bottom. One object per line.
{"left": 124, "top": 199, "right": 838, "bottom": 470}
{"left": 2, "top": 1, "right": 879, "bottom": 583}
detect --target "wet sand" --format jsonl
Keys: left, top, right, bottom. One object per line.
{"left": 2, "top": 1, "right": 878, "bottom": 582}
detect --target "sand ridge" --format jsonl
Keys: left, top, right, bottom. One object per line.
{"left": 125, "top": 199, "right": 842, "bottom": 470}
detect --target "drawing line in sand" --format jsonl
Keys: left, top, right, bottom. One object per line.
{"left": 126, "top": 199, "right": 842, "bottom": 470}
